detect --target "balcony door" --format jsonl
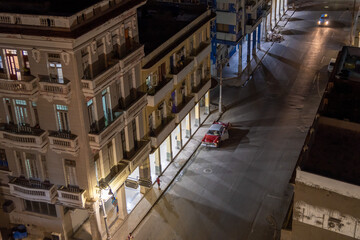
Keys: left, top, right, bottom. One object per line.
{"left": 25, "top": 153, "right": 40, "bottom": 180}
{"left": 125, "top": 28, "right": 131, "bottom": 49}
{"left": 14, "top": 99, "right": 30, "bottom": 126}
{"left": 5, "top": 49, "right": 21, "bottom": 80}
{"left": 49, "top": 62, "right": 64, "bottom": 83}
{"left": 102, "top": 88, "right": 112, "bottom": 127}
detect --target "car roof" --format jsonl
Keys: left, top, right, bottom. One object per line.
{"left": 330, "top": 58, "right": 336, "bottom": 63}
{"left": 209, "top": 124, "right": 223, "bottom": 131}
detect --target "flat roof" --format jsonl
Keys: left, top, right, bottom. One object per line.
{"left": 299, "top": 123, "right": 360, "bottom": 186}
{"left": 0, "top": 0, "right": 102, "bottom": 16}
{"left": 138, "top": 2, "right": 207, "bottom": 55}
{"left": 0, "top": 0, "right": 146, "bottom": 39}
{"left": 321, "top": 79, "right": 360, "bottom": 123}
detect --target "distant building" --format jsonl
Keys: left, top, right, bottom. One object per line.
{"left": 281, "top": 46, "right": 360, "bottom": 240}
{"left": 0, "top": 0, "right": 150, "bottom": 239}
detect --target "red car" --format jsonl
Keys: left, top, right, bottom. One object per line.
{"left": 201, "top": 121, "right": 230, "bottom": 148}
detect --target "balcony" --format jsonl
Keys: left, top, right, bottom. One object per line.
{"left": 106, "top": 163, "right": 130, "bottom": 192}
{"left": 192, "top": 77, "right": 211, "bottom": 102}
{"left": 170, "top": 58, "right": 195, "bottom": 85}
{"left": 191, "top": 41, "right": 211, "bottom": 67}
{"left": 246, "top": 16, "right": 263, "bottom": 34}
{"left": 48, "top": 131, "right": 79, "bottom": 156}
{"left": 0, "top": 124, "right": 48, "bottom": 153}
{"left": 9, "top": 177, "right": 57, "bottom": 203}
{"left": 58, "top": 186, "right": 86, "bottom": 208}
{"left": 122, "top": 140, "right": 151, "bottom": 172}
{"left": 0, "top": 73, "right": 38, "bottom": 99}
{"left": 122, "top": 92, "right": 148, "bottom": 124}
{"left": 38, "top": 75, "right": 71, "bottom": 104}
{"left": 119, "top": 42, "right": 145, "bottom": 73}
{"left": 173, "top": 96, "right": 195, "bottom": 123}
{"left": 81, "top": 61, "right": 120, "bottom": 98}
{"left": 147, "top": 78, "right": 174, "bottom": 107}
{"left": 88, "top": 111, "right": 125, "bottom": 150}
{"left": 150, "top": 117, "right": 176, "bottom": 148}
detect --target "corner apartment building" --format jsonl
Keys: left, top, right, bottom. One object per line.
{"left": 0, "top": 0, "right": 152, "bottom": 239}
{"left": 281, "top": 46, "right": 360, "bottom": 240}
{"left": 138, "top": 3, "right": 215, "bottom": 182}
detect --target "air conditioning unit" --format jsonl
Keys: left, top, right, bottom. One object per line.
{"left": 51, "top": 232, "right": 61, "bottom": 240}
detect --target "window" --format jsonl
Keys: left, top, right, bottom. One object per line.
{"left": 4, "top": 98, "right": 14, "bottom": 123}
{"left": 132, "top": 119, "right": 137, "bottom": 148}
{"left": 87, "top": 98, "right": 96, "bottom": 126}
{"left": 25, "top": 153, "right": 40, "bottom": 180}
{"left": 0, "top": 149, "right": 8, "bottom": 171}
{"left": 64, "top": 159, "right": 77, "bottom": 187}
{"left": 22, "top": 51, "right": 30, "bottom": 74}
{"left": 48, "top": 62, "right": 64, "bottom": 83}
{"left": 106, "top": 141, "right": 114, "bottom": 170}
{"left": 120, "top": 129, "right": 126, "bottom": 157}
{"left": 56, "top": 105, "right": 70, "bottom": 132}
{"left": 40, "top": 18, "right": 54, "bottom": 27}
{"left": 41, "top": 155, "right": 48, "bottom": 180}
{"left": 15, "top": 151, "right": 24, "bottom": 176}
{"left": 217, "top": 2, "right": 229, "bottom": 11}
{"left": 32, "top": 102, "right": 39, "bottom": 126}
{"left": 102, "top": 88, "right": 112, "bottom": 126}
{"left": 0, "top": 55, "right": 4, "bottom": 72}
{"left": 14, "top": 99, "right": 29, "bottom": 125}
{"left": 5, "top": 49, "right": 21, "bottom": 80}
{"left": 94, "top": 153, "right": 101, "bottom": 184}
{"left": 217, "top": 23, "right": 230, "bottom": 33}
{"left": 24, "top": 200, "right": 57, "bottom": 217}
{"left": 0, "top": 16, "right": 11, "bottom": 24}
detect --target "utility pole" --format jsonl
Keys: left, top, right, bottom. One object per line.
{"left": 219, "top": 62, "right": 223, "bottom": 113}
{"left": 217, "top": 58, "right": 229, "bottom": 113}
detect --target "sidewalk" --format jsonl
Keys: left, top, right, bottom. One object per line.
{"left": 111, "top": 108, "right": 222, "bottom": 240}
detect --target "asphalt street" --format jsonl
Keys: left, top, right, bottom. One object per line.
{"left": 132, "top": 1, "right": 353, "bottom": 239}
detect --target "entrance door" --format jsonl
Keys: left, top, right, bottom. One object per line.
{"left": 5, "top": 49, "right": 20, "bottom": 80}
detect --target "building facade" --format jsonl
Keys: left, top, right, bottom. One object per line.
{"left": 281, "top": 46, "right": 360, "bottom": 240}
{"left": 139, "top": 6, "right": 215, "bottom": 182}
{"left": 0, "top": 0, "right": 151, "bottom": 239}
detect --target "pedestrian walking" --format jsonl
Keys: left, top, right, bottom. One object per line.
{"left": 127, "top": 232, "right": 134, "bottom": 240}
{"left": 156, "top": 176, "right": 161, "bottom": 190}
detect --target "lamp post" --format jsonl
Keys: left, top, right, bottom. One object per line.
{"left": 217, "top": 58, "right": 229, "bottom": 113}
{"left": 98, "top": 181, "right": 116, "bottom": 240}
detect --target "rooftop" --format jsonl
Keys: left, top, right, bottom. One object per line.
{"left": 321, "top": 79, "right": 360, "bottom": 123}
{"left": 299, "top": 123, "right": 360, "bottom": 186}
{"left": 0, "top": 0, "right": 102, "bottom": 16}
{"left": 138, "top": 2, "right": 207, "bottom": 54}
{"left": 333, "top": 46, "right": 360, "bottom": 83}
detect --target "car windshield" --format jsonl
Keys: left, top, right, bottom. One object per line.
{"left": 330, "top": 62, "right": 335, "bottom": 66}
{"left": 207, "top": 130, "right": 220, "bottom": 136}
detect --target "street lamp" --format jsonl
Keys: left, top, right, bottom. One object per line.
{"left": 216, "top": 58, "right": 229, "bottom": 113}
{"left": 97, "top": 181, "right": 117, "bottom": 240}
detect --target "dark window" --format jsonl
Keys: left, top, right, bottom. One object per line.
{"left": 0, "top": 149, "right": 8, "bottom": 171}
{"left": 24, "top": 200, "right": 57, "bottom": 217}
